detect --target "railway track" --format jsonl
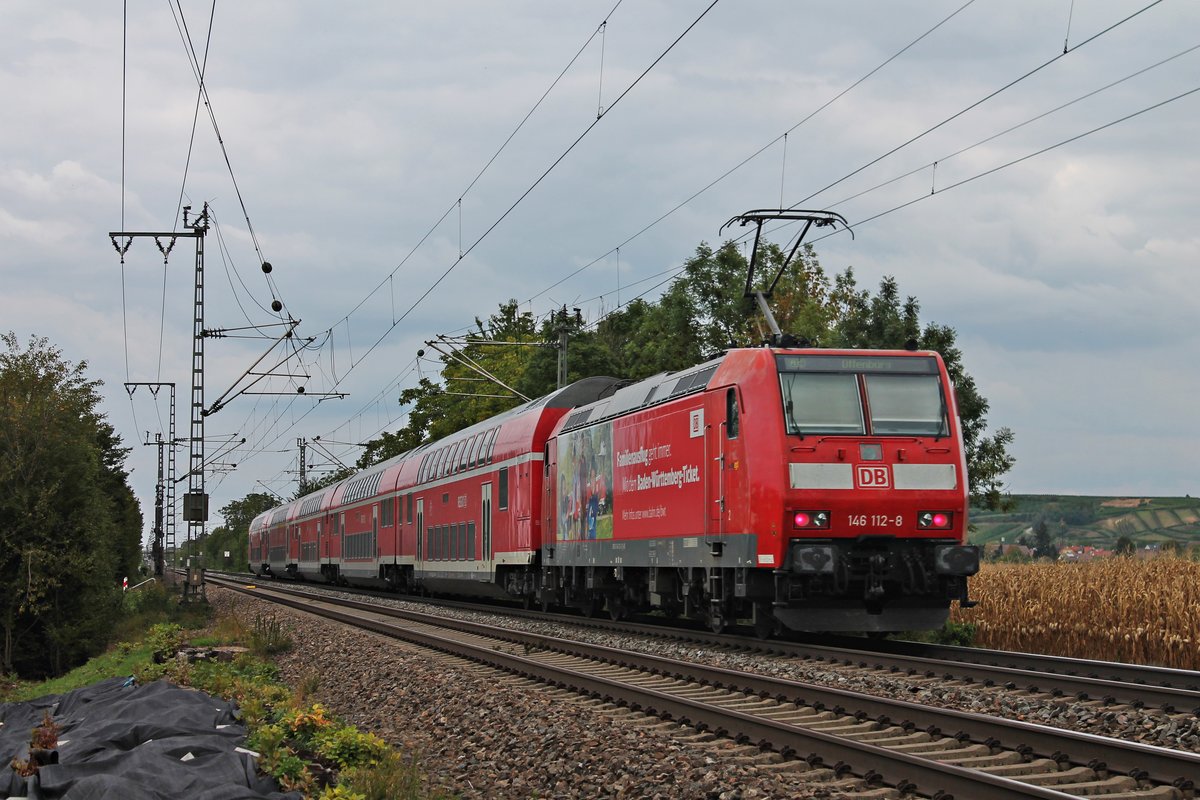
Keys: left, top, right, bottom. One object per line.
{"left": 210, "top": 574, "right": 1199, "bottom": 799}
{"left": 211, "top": 569, "right": 1200, "bottom": 713}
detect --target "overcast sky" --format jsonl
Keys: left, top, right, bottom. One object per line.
{"left": 3, "top": 1, "right": 1198, "bottom": 543}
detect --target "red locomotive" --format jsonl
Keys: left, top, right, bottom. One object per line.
{"left": 249, "top": 212, "right": 979, "bottom": 634}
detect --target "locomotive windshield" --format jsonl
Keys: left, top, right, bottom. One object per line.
{"left": 776, "top": 354, "right": 948, "bottom": 437}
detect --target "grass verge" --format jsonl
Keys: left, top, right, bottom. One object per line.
{"left": 1, "top": 582, "right": 442, "bottom": 800}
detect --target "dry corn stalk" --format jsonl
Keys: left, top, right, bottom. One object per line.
{"left": 950, "top": 557, "right": 1200, "bottom": 670}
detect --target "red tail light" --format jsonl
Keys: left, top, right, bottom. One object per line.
{"left": 793, "top": 510, "right": 830, "bottom": 530}
{"left": 918, "top": 511, "right": 953, "bottom": 530}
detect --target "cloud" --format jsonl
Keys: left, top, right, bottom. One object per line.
{"left": 3, "top": 0, "right": 1198, "bottom": 534}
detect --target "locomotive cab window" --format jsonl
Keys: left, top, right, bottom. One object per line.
{"left": 864, "top": 374, "right": 948, "bottom": 436}
{"left": 777, "top": 355, "right": 947, "bottom": 437}
{"left": 779, "top": 372, "right": 864, "bottom": 435}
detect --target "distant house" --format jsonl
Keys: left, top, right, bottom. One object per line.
{"left": 985, "top": 543, "right": 1035, "bottom": 559}
{"left": 1058, "top": 545, "right": 1112, "bottom": 562}
{"left": 1136, "top": 543, "right": 1162, "bottom": 561}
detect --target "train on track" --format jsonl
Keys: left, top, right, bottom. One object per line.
{"left": 250, "top": 345, "right": 979, "bottom": 634}
{"left": 249, "top": 211, "right": 980, "bottom": 635}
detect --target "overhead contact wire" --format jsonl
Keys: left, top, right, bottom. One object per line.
{"left": 320, "top": 0, "right": 722, "bottom": 395}
{"left": 529, "top": 0, "right": 977, "bottom": 303}
{"left": 789, "top": 0, "right": 1165, "bottom": 209}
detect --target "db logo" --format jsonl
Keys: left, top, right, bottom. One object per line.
{"left": 856, "top": 465, "right": 890, "bottom": 488}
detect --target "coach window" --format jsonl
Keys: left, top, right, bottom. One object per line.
{"left": 406, "top": 494, "right": 413, "bottom": 525}
{"left": 467, "top": 434, "right": 483, "bottom": 467}
{"left": 458, "top": 440, "right": 470, "bottom": 472}
{"left": 484, "top": 428, "right": 498, "bottom": 463}
{"left": 467, "top": 521, "right": 476, "bottom": 560}
{"left": 381, "top": 498, "right": 394, "bottom": 527}
{"left": 726, "top": 389, "right": 740, "bottom": 439}
{"left": 498, "top": 467, "right": 509, "bottom": 510}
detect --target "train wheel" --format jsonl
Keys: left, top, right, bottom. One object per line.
{"left": 608, "top": 597, "right": 626, "bottom": 621}
{"left": 753, "top": 605, "right": 778, "bottom": 640}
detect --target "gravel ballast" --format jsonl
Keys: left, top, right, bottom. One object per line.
{"left": 212, "top": 590, "right": 862, "bottom": 799}
{"left": 210, "top": 587, "right": 1199, "bottom": 798}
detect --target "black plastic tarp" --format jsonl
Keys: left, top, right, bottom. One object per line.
{"left": 1, "top": 677, "right": 301, "bottom": 800}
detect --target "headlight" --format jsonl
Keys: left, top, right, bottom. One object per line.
{"left": 792, "top": 544, "right": 835, "bottom": 574}
{"left": 934, "top": 544, "right": 979, "bottom": 575}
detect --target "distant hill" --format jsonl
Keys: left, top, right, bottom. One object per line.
{"left": 969, "top": 495, "right": 1200, "bottom": 550}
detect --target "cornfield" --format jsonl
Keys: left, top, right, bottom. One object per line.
{"left": 950, "top": 558, "right": 1200, "bottom": 670}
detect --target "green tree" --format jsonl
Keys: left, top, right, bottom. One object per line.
{"left": 0, "top": 333, "right": 142, "bottom": 677}
{"left": 595, "top": 293, "right": 702, "bottom": 378}
{"left": 1030, "top": 517, "right": 1057, "bottom": 560}
{"left": 202, "top": 492, "right": 278, "bottom": 570}
{"left": 1114, "top": 535, "right": 1136, "bottom": 556}
{"left": 669, "top": 240, "right": 836, "bottom": 352}
{"left": 357, "top": 302, "right": 548, "bottom": 467}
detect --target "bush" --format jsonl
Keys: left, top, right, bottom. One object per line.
{"left": 146, "top": 623, "right": 185, "bottom": 663}
{"left": 931, "top": 621, "right": 976, "bottom": 647}
{"left": 250, "top": 615, "right": 292, "bottom": 656}
{"left": 313, "top": 726, "right": 391, "bottom": 770}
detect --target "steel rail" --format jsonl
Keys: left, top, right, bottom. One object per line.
{"left": 217, "top": 577, "right": 1083, "bottom": 800}
{"left": 214, "top": 570, "right": 1200, "bottom": 711}
{"left": 214, "top": 576, "right": 1199, "bottom": 796}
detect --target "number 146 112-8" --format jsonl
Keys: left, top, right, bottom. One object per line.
{"left": 848, "top": 514, "right": 902, "bottom": 527}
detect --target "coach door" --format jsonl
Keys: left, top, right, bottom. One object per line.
{"left": 481, "top": 483, "right": 493, "bottom": 574}
{"left": 416, "top": 498, "right": 424, "bottom": 567}
{"left": 372, "top": 504, "right": 379, "bottom": 564}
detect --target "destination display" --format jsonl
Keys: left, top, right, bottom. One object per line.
{"left": 776, "top": 354, "right": 938, "bottom": 374}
